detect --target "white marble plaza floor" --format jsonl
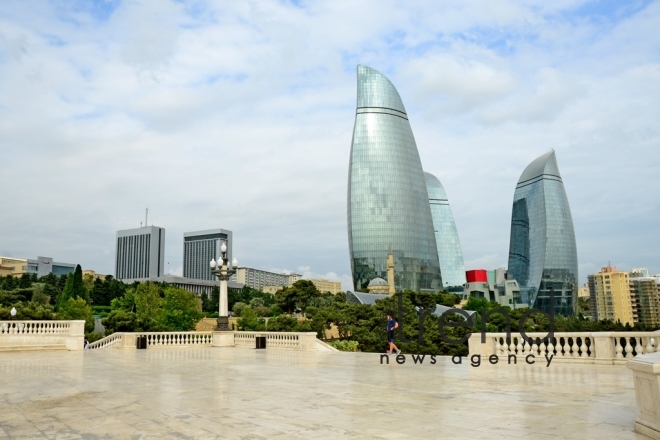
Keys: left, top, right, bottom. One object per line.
{"left": 0, "top": 347, "right": 649, "bottom": 439}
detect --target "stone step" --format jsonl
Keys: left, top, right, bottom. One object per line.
{"left": 0, "top": 345, "right": 68, "bottom": 352}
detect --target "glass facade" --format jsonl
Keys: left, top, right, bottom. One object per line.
{"left": 507, "top": 151, "right": 578, "bottom": 316}
{"left": 424, "top": 172, "right": 466, "bottom": 288}
{"left": 348, "top": 65, "right": 442, "bottom": 291}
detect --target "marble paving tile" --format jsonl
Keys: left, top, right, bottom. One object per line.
{"left": 0, "top": 348, "right": 646, "bottom": 439}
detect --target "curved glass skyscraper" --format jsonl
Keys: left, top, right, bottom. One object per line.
{"left": 424, "top": 172, "right": 466, "bottom": 288}
{"left": 348, "top": 65, "right": 442, "bottom": 291}
{"left": 507, "top": 151, "right": 578, "bottom": 316}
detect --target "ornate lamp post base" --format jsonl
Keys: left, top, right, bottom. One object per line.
{"left": 215, "top": 316, "right": 230, "bottom": 332}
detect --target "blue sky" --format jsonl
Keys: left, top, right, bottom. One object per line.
{"left": 0, "top": 0, "right": 659, "bottom": 289}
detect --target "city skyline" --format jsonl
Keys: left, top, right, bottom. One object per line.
{"left": 1, "top": 1, "right": 659, "bottom": 291}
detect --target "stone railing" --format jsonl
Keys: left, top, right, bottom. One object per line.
{"left": 628, "top": 351, "right": 660, "bottom": 438}
{"left": 138, "top": 332, "right": 213, "bottom": 347}
{"left": 88, "top": 331, "right": 214, "bottom": 350}
{"left": 469, "top": 332, "right": 660, "bottom": 365}
{"left": 0, "top": 320, "right": 85, "bottom": 351}
{"left": 87, "top": 332, "right": 123, "bottom": 350}
{"left": 88, "top": 331, "right": 318, "bottom": 351}
{"left": 234, "top": 331, "right": 318, "bottom": 351}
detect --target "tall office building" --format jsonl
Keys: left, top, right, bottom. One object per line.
{"left": 183, "top": 229, "right": 232, "bottom": 281}
{"left": 115, "top": 226, "right": 165, "bottom": 280}
{"left": 588, "top": 266, "right": 636, "bottom": 325}
{"left": 507, "top": 151, "right": 578, "bottom": 316}
{"left": 347, "top": 65, "right": 442, "bottom": 292}
{"left": 424, "top": 172, "right": 466, "bottom": 288}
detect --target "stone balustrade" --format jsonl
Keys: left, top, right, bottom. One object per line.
{"left": 234, "top": 331, "right": 318, "bottom": 351}
{"left": 628, "top": 351, "right": 660, "bottom": 439}
{"left": 88, "top": 330, "right": 319, "bottom": 351}
{"left": 137, "top": 332, "right": 214, "bottom": 347}
{"left": 0, "top": 320, "right": 85, "bottom": 351}
{"left": 470, "top": 331, "right": 660, "bottom": 365}
{"left": 86, "top": 332, "right": 124, "bottom": 350}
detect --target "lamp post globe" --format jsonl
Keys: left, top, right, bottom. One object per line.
{"left": 210, "top": 242, "right": 237, "bottom": 332}
{"left": 10, "top": 307, "right": 16, "bottom": 317}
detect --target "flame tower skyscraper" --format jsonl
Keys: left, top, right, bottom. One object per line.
{"left": 347, "top": 65, "right": 442, "bottom": 291}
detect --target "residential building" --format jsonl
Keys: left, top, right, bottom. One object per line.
{"left": 115, "top": 226, "right": 165, "bottom": 280}
{"left": 233, "top": 268, "right": 301, "bottom": 292}
{"left": 462, "top": 269, "right": 527, "bottom": 309}
{"left": 589, "top": 266, "right": 636, "bottom": 325}
{"left": 347, "top": 65, "right": 442, "bottom": 292}
{"left": 630, "top": 268, "right": 660, "bottom": 327}
{"left": 183, "top": 229, "right": 232, "bottom": 281}
{"left": 424, "top": 172, "right": 466, "bottom": 288}
{"left": 507, "top": 151, "right": 578, "bottom": 316}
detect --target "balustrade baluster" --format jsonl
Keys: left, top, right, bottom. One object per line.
{"left": 615, "top": 338, "right": 624, "bottom": 358}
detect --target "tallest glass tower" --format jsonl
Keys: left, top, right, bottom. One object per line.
{"left": 347, "top": 65, "right": 442, "bottom": 292}
{"left": 507, "top": 151, "right": 578, "bottom": 316}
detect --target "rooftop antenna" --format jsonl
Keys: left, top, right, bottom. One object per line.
{"left": 145, "top": 207, "right": 148, "bottom": 227}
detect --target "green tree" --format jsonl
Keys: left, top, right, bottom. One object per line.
{"left": 12, "top": 298, "right": 55, "bottom": 320}
{"left": 31, "top": 283, "right": 50, "bottom": 305}
{"left": 159, "top": 286, "right": 203, "bottom": 331}
{"left": 249, "top": 297, "right": 265, "bottom": 308}
{"left": 71, "top": 265, "right": 89, "bottom": 303}
{"left": 90, "top": 277, "right": 110, "bottom": 306}
{"left": 18, "top": 273, "right": 33, "bottom": 288}
{"left": 237, "top": 307, "right": 266, "bottom": 331}
{"left": 101, "top": 310, "right": 137, "bottom": 334}
{"left": 57, "top": 273, "right": 74, "bottom": 310}
{"left": 266, "top": 314, "right": 298, "bottom": 331}
{"left": 133, "top": 282, "right": 162, "bottom": 331}
{"left": 232, "top": 302, "right": 248, "bottom": 317}
{"left": 57, "top": 297, "right": 94, "bottom": 333}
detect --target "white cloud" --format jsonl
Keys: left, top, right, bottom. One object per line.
{"left": 0, "top": 0, "right": 658, "bottom": 288}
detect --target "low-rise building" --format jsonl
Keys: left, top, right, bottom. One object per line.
{"left": 233, "top": 268, "right": 301, "bottom": 291}
{"left": 119, "top": 274, "right": 243, "bottom": 296}
{"left": 309, "top": 279, "right": 342, "bottom": 294}
{"left": 262, "top": 279, "right": 342, "bottom": 295}
{"left": 462, "top": 269, "right": 527, "bottom": 309}
{"left": 0, "top": 257, "right": 28, "bottom": 276}
{"left": 83, "top": 270, "right": 106, "bottom": 280}
{"left": 0, "top": 256, "right": 76, "bottom": 278}
{"left": 367, "top": 278, "right": 389, "bottom": 294}
{"left": 578, "top": 284, "right": 590, "bottom": 298}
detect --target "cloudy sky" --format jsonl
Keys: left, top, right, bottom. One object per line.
{"left": 1, "top": 0, "right": 658, "bottom": 290}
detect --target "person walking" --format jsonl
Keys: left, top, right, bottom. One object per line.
{"left": 386, "top": 312, "right": 401, "bottom": 355}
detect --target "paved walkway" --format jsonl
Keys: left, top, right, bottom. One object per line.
{"left": 0, "top": 348, "right": 648, "bottom": 439}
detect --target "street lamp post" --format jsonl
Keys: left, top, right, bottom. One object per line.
{"left": 210, "top": 242, "right": 238, "bottom": 331}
